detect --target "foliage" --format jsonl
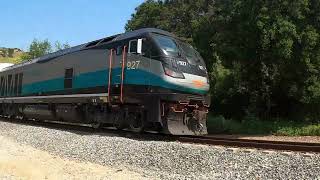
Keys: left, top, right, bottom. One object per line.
{"left": 127, "top": 0, "right": 320, "bottom": 122}
{"left": 28, "top": 39, "right": 52, "bottom": 59}
{"left": 19, "top": 53, "right": 32, "bottom": 61}
{"left": 207, "top": 114, "right": 320, "bottom": 136}
{"left": 20, "top": 39, "right": 70, "bottom": 61}
{"left": 54, "top": 41, "right": 71, "bottom": 51}
{"left": 7, "top": 48, "right": 14, "bottom": 57}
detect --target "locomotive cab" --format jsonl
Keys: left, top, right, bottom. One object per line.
{"left": 127, "top": 31, "right": 210, "bottom": 135}
{"left": 128, "top": 32, "right": 210, "bottom": 94}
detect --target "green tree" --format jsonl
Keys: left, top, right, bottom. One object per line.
{"left": 54, "top": 41, "right": 70, "bottom": 51}
{"left": 21, "top": 39, "right": 52, "bottom": 60}
{"left": 19, "top": 53, "right": 32, "bottom": 61}
{"left": 20, "top": 40, "right": 70, "bottom": 61}
{"left": 8, "top": 48, "right": 14, "bottom": 57}
{"left": 126, "top": 0, "right": 169, "bottom": 31}
{"left": 127, "top": 0, "right": 320, "bottom": 121}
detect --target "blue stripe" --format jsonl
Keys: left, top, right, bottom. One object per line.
{"left": 74, "top": 70, "right": 108, "bottom": 89}
{"left": 22, "top": 69, "right": 207, "bottom": 95}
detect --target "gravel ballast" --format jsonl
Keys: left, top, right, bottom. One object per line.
{"left": 0, "top": 120, "right": 319, "bottom": 179}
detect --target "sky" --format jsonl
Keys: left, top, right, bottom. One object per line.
{"left": 0, "top": 0, "right": 144, "bottom": 50}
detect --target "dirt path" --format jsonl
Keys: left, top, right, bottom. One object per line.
{"left": 0, "top": 136, "right": 146, "bottom": 180}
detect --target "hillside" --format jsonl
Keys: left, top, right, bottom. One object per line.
{"left": 0, "top": 47, "right": 25, "bottom": 64}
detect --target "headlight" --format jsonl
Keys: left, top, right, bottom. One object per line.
{"left": 163, "top": 65, "right": 185, "bottom": 79}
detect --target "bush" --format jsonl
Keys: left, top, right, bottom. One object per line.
{"left": 276, "top": 124, "right": 320, "bottom": 136}
{"left": 207, "top": 114, "right": 320, "bottom": 136}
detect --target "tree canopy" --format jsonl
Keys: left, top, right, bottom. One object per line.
{"left": 126, "top": 0, "right": 320, "bottom": 121}
{"left": 21, "top": 39, "right": 70, "bottom": 61}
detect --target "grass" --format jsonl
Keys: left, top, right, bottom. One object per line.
{"left": 207, "top": 114, "right": 320, "bottom": 136}
{"left": 0, "top": 57, "right": 23, "bottom": 64}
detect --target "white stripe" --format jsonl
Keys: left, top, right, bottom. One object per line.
{"left": 0, "top": 93, "right": 108, "bottom": 101}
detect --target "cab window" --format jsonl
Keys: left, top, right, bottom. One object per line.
{"left": 128, "top": 40, "right": 138, "bottom": 54}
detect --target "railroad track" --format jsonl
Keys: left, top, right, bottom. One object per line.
{"left": 177, "top": 136, "right": 320, "bottom": 153}
{"left": 1, "top": 117, "right": 320, "bottom": 153}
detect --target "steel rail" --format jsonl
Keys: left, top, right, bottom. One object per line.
{"left": 177, "top": 136, "right": 320, "bottom": 153}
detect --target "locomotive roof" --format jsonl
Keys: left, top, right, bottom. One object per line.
{"left": 114, "top": 28, "right": 175, "bottom": 41}
{"left": 2, "top": 28, "right": 174, "bottom": 71}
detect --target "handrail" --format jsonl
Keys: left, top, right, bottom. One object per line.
{"left": 120, "top": 46, "right": 127, "bottom": 103}
{"left": 107, "top": 49, "right": 114, "bottom": 103}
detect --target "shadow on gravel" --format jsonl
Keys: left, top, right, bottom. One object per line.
{"left": 0, "top": 118, "right": 175, "bottom": 143}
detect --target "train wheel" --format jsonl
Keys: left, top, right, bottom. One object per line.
{"left": 128, "top": 113, "right": 144, "bottom": 133}
{"left": 91, "top": 122, "right": 101, "bottom": 129}
{"left": 113, "top": 112, "right": 125, "bottom": 130}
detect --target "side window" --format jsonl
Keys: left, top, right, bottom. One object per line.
{"left": 64, "top": 68, "right": 73, "bottom": 89}
{"left": 18, "top": 73, "right": 23, "bottom": 95}
{"left": 14, "top": 74, "right": 19, "bottom": 96}
{"left": 128, "top": 40, "right": 138, "bottom": 54}
{"left": 116, "top": 46, "right": 123, "bottom": 55}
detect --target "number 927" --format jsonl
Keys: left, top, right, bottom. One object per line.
{"left": 127, "top": 60, "right": 140, "bottom": 70}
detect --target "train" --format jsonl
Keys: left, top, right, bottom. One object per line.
{"left": 0, "top": 28, "right": 210, "bottom": 135}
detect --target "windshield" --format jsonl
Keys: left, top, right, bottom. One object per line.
{"left": 152, "top": 33, "right": 205, "bottom": 66}
{"left": 176, "top": 41, "right": 204, "bottom": 65}
{"left": 153, "top": 34, "right": 179, "bottom": 56}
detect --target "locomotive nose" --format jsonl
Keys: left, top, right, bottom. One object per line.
{"left": 192, "top": 80, "right": 205, "bottom": 88}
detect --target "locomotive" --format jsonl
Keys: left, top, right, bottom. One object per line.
{"left": 0, "top": 28, "right": 210, "bottom": 135}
